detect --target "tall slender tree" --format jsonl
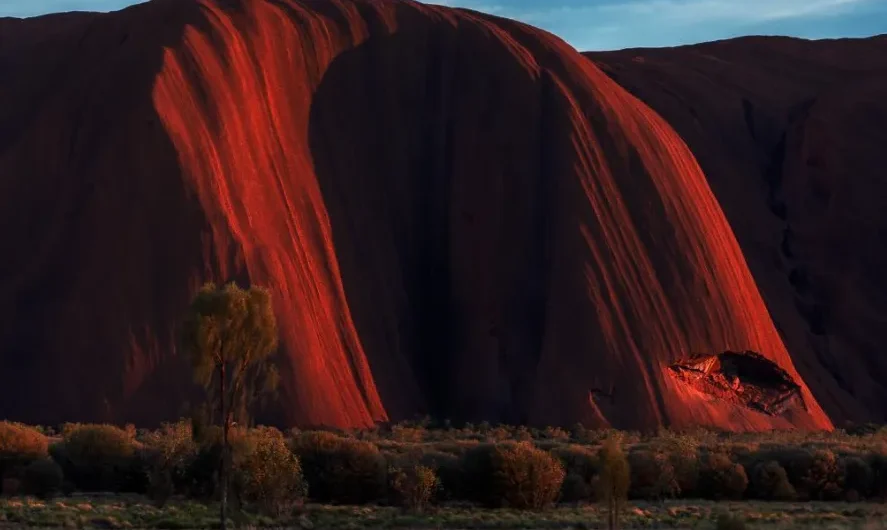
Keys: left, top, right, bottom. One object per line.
{"left": 597, "top": 435, "right": 630, "bottom": 530}
{"left": 181, "top": 282, "right": 279, "bottom": 530}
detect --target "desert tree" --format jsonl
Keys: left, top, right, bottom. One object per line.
{"left": 597, "top": 434, "right": 630, "bottom": 530}
{"left": 181, "top": 282, "right": 280, "bottom": 530}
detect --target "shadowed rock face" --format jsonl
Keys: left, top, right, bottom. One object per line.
{"left": 0, "top": 0, "right": 834, "bottom": 431}
{"left": 588, "top": 36, "right": 887, "bottom": 425}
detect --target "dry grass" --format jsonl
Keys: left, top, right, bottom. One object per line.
{"left": 1, "top": 496, "right": 886, "bottom": 529}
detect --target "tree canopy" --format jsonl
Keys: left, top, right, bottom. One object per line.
{"left": 181, "top": 281, "right": 280, "bottom": 427}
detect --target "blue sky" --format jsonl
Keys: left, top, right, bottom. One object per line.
{"left": 3, "top": 0, "right": 886, "bottom": 51}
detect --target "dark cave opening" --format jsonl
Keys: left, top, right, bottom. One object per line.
{"left": 669, "top": 351, "right": 804, "bottom": 416}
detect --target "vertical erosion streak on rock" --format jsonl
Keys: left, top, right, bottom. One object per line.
{"left": 526, "top": 44, "right": 832, "bottom": 430}
{"left": 3, "top": 0, "right": 842, "bottom": 429}
{"left": 151, "top": 0, "right": 388, "bottom": 427}
{"left": 0, "top": 1, "right": 218, "bottom": 425}
{"left": 586, "top": 40, "right": 887, "bottom": 424}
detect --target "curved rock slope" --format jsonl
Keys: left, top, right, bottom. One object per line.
{"left": 588, "top": 36, "right": 887, "bottom": 424}
{"left": 0, "top": 0, "right": 831, "bottom": 430}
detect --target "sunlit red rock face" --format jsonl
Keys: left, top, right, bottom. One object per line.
{"left": 0, "top": 0, "right": 833, "bottom": 431}
{"left": 588, "top": 36, "right": 887, "bottom": 425}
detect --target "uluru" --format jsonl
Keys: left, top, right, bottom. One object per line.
{"left": 0, "top": 0, "right": 882, "bottom": 432}
{"left": 587, "top": 35, "right": 887, "bottom": 426}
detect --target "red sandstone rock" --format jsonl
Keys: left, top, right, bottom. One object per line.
{"left": 0, "top": 0, "right": 835, "bottom": 431}
{"left": 588, "top": 36, "right": 887, "bottom": 425}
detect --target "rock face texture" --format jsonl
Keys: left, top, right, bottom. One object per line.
{"left": 0, "top": 0, "right": 838, "bottom": 431}
{"left": 588, "top": 37, "right": 887, "bottom": 425}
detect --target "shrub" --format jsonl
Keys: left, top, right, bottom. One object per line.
{"left": 756, "top": 445, "right": 799, "bottom": 464}
{"left": 232, "top": 427, "right": 306, "bottom": 516}
{"left": 459, "top": 443, "right": 500, "bottom": 505}
{"left": 52, "top": 423, "right": 143, "bottom": 492}
{"left": 787, "top": 449, "right": 842, "bottom": 500}
{"left": 847, "top": 423, "right": 883, "bottom": 436}
{"left": 551, "top": 445, "right": 598, "bottom": 502}
{"left": 541, "top": 427, "right": 571, "bottom": 441}
{"left": 487, "top": 426, "right": 513, "bottom": 442}
{"left": 534, "top": 439, "right": 562, "bottom": 452}
{"left": 560, "top": 473, "right": 593, "bottom": 503}
{"left": 649, "top": 435, "right": 700, "bottom": 497}
{"left": 0, "top": 422, "right": 49, "bottom": 480}
{"left": 628, "top": 449, "right": 679, "bottom": 500}
{"left": 388, "top": 463, "right": 438, "bottom": 512}
{"left": 292, "top": 431, "right": 387, "bottom": 504}
{"left": 871, "top": 453, "right": 887, "bottom": 500}
{"left": 461, "top": 442, "right": 565, "bottom": 509}
{"left": 570, "top": 423, "right": 590, "bottom": 443}
{"left": 183, "top": 433, "right": 224, "bottom": 500}
{"left": 492, "top": 442, "right": 565, "bottom": 510}
{"left": 513, "top": 426, "right": 533, "bottom": 442}
{"left": 749, "top": 460, "right": 795, "bottom": 500}
{"left": 141, "top": 421, "right": 199, "bottom": 505}
{"left": 698, "top": 453, "right": 747, "bottom": 500}
{"left": 417, "top": 450, "right": 463, "bottom": 500}
{"left": 22, "top": 459, "right": 64, "bottom": 499}
{"left": 840, "top": 455, "right": 873, "bottom": 501}
{"left": 164, "top": 426, "right": 250, "bottom": 503}
{"left": 390, "top": 425, "right": 425, "bottom": 443}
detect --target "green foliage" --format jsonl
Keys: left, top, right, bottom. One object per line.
{"left": 698, "top": 453, "right": 747, "bottom": 500}
{"left": 388, "top": 463, "right": 438, "bottom": 512}
{"left": 22, "top": 458, "right": 64, "bottom": 499}
{"left": 181, "top": 282, "right": 280, "bottom": 426}
{"left": 182, "top": 282, "right": 281, "bottom": 530}
{"left": 52, "top": 423, "right": 143, "bottom": 492}
{"left": 749, "top": 460, "right": 796, "bottom": 500}
{"left": 231, "top": 427, "right": 306, "bottom": 516}
{"left": 0, "top": 421, "right": 49, "bottom": 482}
{"left": 292, "top": 431, "right": 387, "bottom": 504}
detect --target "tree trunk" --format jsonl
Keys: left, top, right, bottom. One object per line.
{"left": 614, "top": 498, "right": 620, "bottom": 530}
{"left": 220, "top": 363, "right": 228, "bottom": 530}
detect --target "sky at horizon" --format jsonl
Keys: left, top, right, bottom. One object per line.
{"left": 2, "top": 0, "right": 886, "bottom": 51}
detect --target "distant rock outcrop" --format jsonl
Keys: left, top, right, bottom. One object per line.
{"left": 588, "top": 36, "right": 887, "bottom": 424}
{"left": 0, "top": 0, "right": 835, "bottom": 431}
